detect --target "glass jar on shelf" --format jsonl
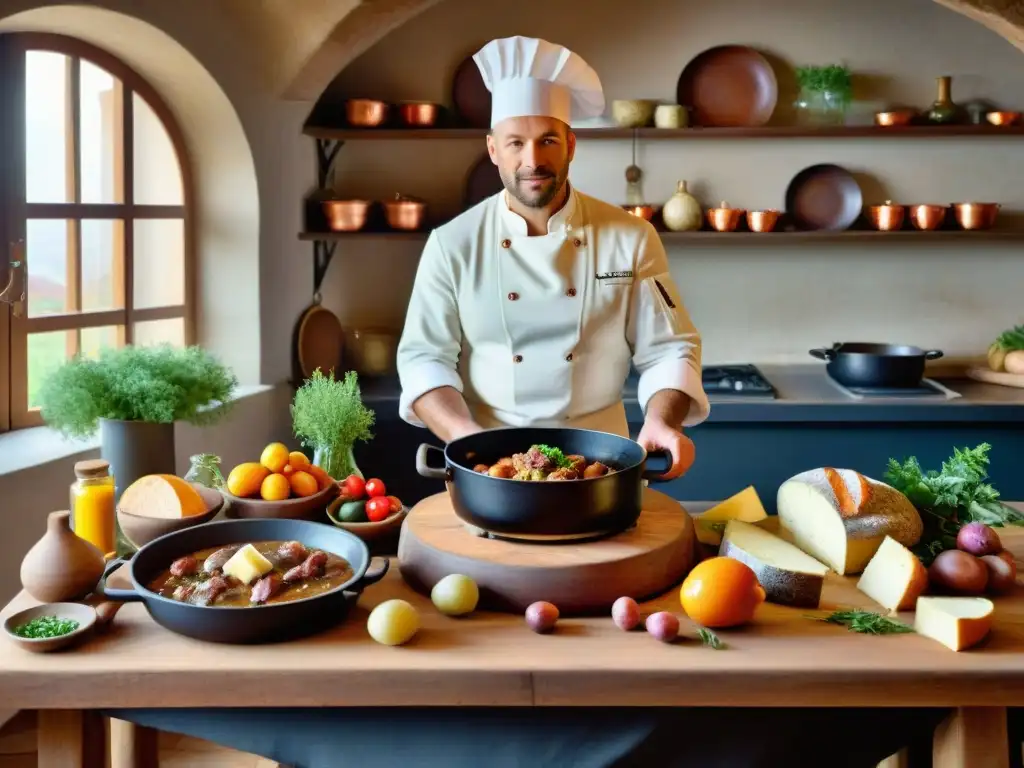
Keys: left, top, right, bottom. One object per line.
{"left": 70, "top": 459, "right": 117, "bottom": 558}
{"left": 184, "top": 453, "right": 226, "bottom": 490}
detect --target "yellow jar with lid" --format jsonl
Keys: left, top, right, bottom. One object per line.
{"left": 70, "top": 459, "right": 116, "bottom": 558}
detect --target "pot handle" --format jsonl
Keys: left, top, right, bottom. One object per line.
{"left": 642, "top": 449, "right": 673, "bottom": 483}
{"left": 415, "top": 443, "right": 449, "bottom": 480}
{"left": 924, "top": 350, "right": 944, "bottom": 360}
{"left": 809, "top": 348, "right": 835, "bottom": 361}
{"left": 350, "top": 557, "right": 391, "bottom": 595}
{"left": 97, "top": 556, "right": 144, "bottom": 603}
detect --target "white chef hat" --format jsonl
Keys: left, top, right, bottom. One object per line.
{"left": 473, "top": 36, "right": 605, "bottom": 129}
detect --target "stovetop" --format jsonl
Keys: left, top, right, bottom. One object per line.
{"left": 702, "top": 364, "right": 777, "bottom": 399}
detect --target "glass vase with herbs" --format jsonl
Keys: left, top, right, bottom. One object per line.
{"left": 291, "top": 369, "right": 375, "bottom": 481}
{"left": 794, "top": 64, "right": 853, "bottom": 126}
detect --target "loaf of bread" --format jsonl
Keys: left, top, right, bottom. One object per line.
{"left": 776, "top": 468, "right": 923, "bottom": 575}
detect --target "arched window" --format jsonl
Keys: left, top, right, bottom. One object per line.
{"left": 0, "top": 33, "right": 193, "bottom": 431}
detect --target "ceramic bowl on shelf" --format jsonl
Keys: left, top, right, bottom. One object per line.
{"left": 874, "top": 109, "right": 917, "bottom": 127}
{"left": 346, "top": 99, "right": 388, "bottom": 127}
{"left": 223, "top": 481, "right": 338, "bottom": 521}
{"left": 4, "top": 602, "right": 97, "bottom": 653}
{"left": 612, "top": 99, "right": 656, "bottom": 128}
{"left": 117, "top": 483, "right": 225, "bottom": 549}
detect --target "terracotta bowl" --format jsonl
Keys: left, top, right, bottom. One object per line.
{"left": 4, "top": 602, "right": 97, "bottom": 653}
{"left": 223, "top": 482, "right": 338, "bottom": 521}
{"left": 117, "top": 483, "right": 225, "bottom": 549}
{"left": 325, "top": 499, "right": 409, "bottom": 543}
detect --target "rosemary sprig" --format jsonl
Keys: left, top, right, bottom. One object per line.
{"left": 697, "top": 627, "right": 725, "bottom": 649}
{"left": 809, "top": 610, "right": 913, "bottom": 635}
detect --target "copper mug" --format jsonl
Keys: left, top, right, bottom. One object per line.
{"left": 951, "top": 202, "right": 1000, "bottom": 230}
{"left": 866, "top": 201, "right": 906, "bottom": 231}
{"left": 707, "top": 202, "right": 744, "bottom": 232}
{"left": 746, "top": 210, "right": 780, "bottom": 233}
{"left": 907, "top": 204, "right": 948, "bottom": 231}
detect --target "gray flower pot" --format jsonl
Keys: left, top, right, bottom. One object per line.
{"left": 99, "top": 419, "right": 176, "bottom": 503}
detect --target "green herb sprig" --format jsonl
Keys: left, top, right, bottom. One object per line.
{"left": 884, "top": 443, "right": 1024, "bottom": 564}
{"left": 38, "top": 344, "right": 238, "bottom": 439}
{"left": 13, "top": 615, "right": 80, "bottom": 639}
{"left": 697, "top": 627, "right": 725, "bottom": 649}
{"left": 536, "top": 444, "right": 572, "bottom": 468}
{"left": 795, "top": 64, "right": 853, "bottom": 103}
{"left": 810, "top": 610, "right": 913, "bottom": 635}
{"left": 291, "top": 369, "right": 374, "bottom": 458}
{"left": 994, "top": 323, "right": 1024, "bottom": 352}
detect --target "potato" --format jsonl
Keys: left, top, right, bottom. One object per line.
{"left": 1005, "top": 350, "right": 1024, "bottom": 375}
{"left": 981, "top": 554, "right": 1018, "bottom": 594}
{"left": 956, "top": 522, "right": 1002, "bottom": 557}
{"left": 645, "top": 611, "right": 680, "bottom": 643}
{"left": 525, "top": 601, "right": 559, "bottom": 633}
{"left": 367, "top": 599, "right": 420, "bottom": 646}
{"left": 431, "top": 574, "right": 479, "bottom": 616}
{"left": 611, "top": 597, "right": 641, "bottom": 631}
{"left": 928, "top": 550, "right": 989, "bottom": 595}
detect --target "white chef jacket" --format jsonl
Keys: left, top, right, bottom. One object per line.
{"left": 396, "top": 186, "right": 710, "bottom": 438}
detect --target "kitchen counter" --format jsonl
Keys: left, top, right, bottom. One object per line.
{"left": 359, "top": 364, "right": 1024, "bottom": 424}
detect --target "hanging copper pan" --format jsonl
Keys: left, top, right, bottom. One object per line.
{"left": 676, "top": 45, "right": 778, "bottom": 127}
{"left": 293, "top": 301, "right": 344, "bottom": 381}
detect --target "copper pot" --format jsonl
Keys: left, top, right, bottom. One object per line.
{"left": 399, "top": 102, "right": 439, "bottom": 127}
{"left": 323, "top": 200, "right": 371, "bottom": 232}
{"left": 346, "top": 99, "right": 388, "bottom": 127}
{"left": 985, "top": 111, "right": 1021, "bottom": 127}
{"left": 866, "top": 200, "right": 906, "bottom": 231}
{"left": 746, "top": 210, "right": 780, "bottom": 233}
{"left": 707, "top": 202, "right": 744, "bottom": 232}
{"left": 623, "top": 205, "right": 655, "bottom": 222}
{"left": 951, "top": 202, "right": 1001, "bottom": 230}
{"left": 383, "top": 195, "right": 426, "bottom": 230}
{"left": 907, "top": 204, "right": 948, "bottom": 231}
{"left": 875, "top": 110, "right": 917, "bottom": 127}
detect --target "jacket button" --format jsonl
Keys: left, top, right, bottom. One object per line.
{"left": 566, "top": 287, "right": 576, "bottom": 297}
{"left": 501, "top": 239, "right": 511, "bottom": 249}
{"left": 508, "top": 292, "right": 519, "bottom": 301}
{"left": 513, "top": 354, "right": 523, "bottom": 363}
{"left": 573, "top": 238, "right": 582, "bottom": 247}
{"left": 565, "top": 353, "right": 574, "bottom": 362}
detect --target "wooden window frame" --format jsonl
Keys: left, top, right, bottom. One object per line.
{"left": 1, "top": 33, "right": 195, "bottom": 432}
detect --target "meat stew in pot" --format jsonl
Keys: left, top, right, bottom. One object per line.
{"left": 472, "top": 444, "right": 615, "bottom": 481}
{"left": 147, "top": 540, "right": 353, "bottom": 607}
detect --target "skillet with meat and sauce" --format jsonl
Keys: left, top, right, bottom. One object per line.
{"left": 146, "top": 540, "right": 353, "bottom": 607}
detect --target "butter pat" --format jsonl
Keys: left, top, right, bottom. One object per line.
{"left": 720, "top": 520, "right": 829, "bottom": 608}
{"left": 856, "top": 536, "right": 929, "bottom": 612}
{"left": 914, "top": 597, "right": 994, "bottom": 652}
{"left": 694, "top": 486, "right": 768, "bottom": 546}
{"left": 221, "top": 543, "right": 273, "bottom": 585}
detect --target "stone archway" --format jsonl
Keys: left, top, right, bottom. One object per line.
{"left": 281, "top": 0, "right": 1024, "bottom": 103}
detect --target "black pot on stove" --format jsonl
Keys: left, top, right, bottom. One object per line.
{"left": 809, "top": 342, "right": 943, "bottom": 388}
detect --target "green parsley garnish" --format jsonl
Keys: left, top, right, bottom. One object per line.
{"left": 697, "top": 627, "right": 725, "bottom": 649}
{"left": 13, "top": 616, "right": 80, "bottom": 639}
{"left": 809, "top": 610, "right": 913, "bottom": 635}
{"left": 535, "top": 444, "right": 572, "bottom": 468}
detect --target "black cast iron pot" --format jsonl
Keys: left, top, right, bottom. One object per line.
{"left": 810, "top": 342, "right": 943, "bottom": 388}
{"left": 98, "top": 518, "right": 389, "bottom": 644}
{"left": 415, "top": 427, "right": 672, "bottom": 537}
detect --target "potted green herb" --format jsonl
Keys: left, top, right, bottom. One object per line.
{"left": 37, "top": 344, "right": 238, "bottom": 498}
{"left": 291, "top": 369, "right": 375, "bottom": 480}
{"left": 794, "top": 64, "right": 853, "bottom": 125}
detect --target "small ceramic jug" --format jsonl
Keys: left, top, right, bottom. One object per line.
{"left": 20, "top": 511, "right": 106, "bottom": 603}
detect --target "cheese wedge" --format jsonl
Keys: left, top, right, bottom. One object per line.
{"left": 776, "top": 468, "right": 923, "bottom": 575}
{"left": 720, "top": 520, "right": 830, "bottom": 608}
{"left": 118, "top": 474, "right": 207, "bottom": 519}
{"left": 856, "top": 536, "right": 929, "bottom": 612}
{"left": 914, "top": 597, "right": 994, "bottom": 651}
{"left": 221, "top": 543, "right": 273, "bottom": 585}
{"left": 694, "top": 486, "right": 768, "bottom": 546}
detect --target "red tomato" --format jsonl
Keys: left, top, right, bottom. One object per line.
{"left": 365, "top": 496, "right": 392, "bottom": 522}
{"left": 386, "top": 495, "right": 403, "bottom": 514}
{"left": 364, "top": 478, "right": 387, "bottom": 498}
{"left": 342, "top": 475, "right": 365, "bottom": 499}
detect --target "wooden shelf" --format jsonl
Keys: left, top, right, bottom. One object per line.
{"left": 304, "top": 124, "right": 1024, "bottom": 141}
{"left": 300, "top": 228, "right": 1024, "bottom": 243}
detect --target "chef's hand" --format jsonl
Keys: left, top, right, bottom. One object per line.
{"left": 636, "top": 417, "right": 695, "bottom": 481}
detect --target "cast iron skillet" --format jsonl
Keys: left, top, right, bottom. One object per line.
{"left": 810, "top": 342, "right": 943, "bottom": 388}
{"left": 99, "top": 518, "right": 390, "bottom": 644}
{"left": 416, "top": 427, "right": 673, "bottom": 538}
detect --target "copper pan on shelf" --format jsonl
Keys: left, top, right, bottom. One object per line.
{"left": 866, "top": 200, "right": 906, "bottom": 231}
{"left": 951, "top": 202, "right": 1000, "bottom": 230}
{"left": 907, "top": 204, "right": 948, "bottom": 231}
{"left": 345, "top": 99, "right": 388, "bottom": 127}
{"left": 322, "top": 200, "right": 371, "bottom": 232}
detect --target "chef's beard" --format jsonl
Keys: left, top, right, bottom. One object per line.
{"left": 501, "top": 163, "right": 570, "bottom": 209}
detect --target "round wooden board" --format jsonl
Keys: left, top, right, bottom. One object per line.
{"left": 397, "top": 488, "right": 696, "bottom": 616}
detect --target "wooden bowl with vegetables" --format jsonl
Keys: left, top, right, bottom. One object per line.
{"left": 326, "top": 474, "right": 408, "bottom": 543}
{"left": 117, "top": 477, "right": 225, "bottom": 549}
{"left": 222, "top": 442, "right": 339, "bottom": 521}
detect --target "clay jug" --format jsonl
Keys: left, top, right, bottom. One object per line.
{"left": 20, "top": 511, "right": 105, "bottom": 603}
{"left": 662, "top": 180, "right": 702, "bottom": 232}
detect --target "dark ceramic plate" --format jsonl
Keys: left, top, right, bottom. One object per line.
{"left": 785, "top": 163, "right": 863, "bottom": 231}
{"left": 463, "top": 152, "right": 503, "bottom": 210}
{"left": 676, "top": 45, "right": 778, "bottom": 127}
{"left": 451, "top": 52, "right": 491, "bottom": 128}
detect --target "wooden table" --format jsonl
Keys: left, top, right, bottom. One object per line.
{"left": 3, "top": 502, "right": 1024, "bottom": 768}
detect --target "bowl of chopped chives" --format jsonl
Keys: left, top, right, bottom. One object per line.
{"left": 3, "top": 603, "right": 97, "bottom": 653}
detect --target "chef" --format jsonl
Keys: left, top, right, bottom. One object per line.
{"left": 397, "top": 35, "right": 709, "bottom": 478}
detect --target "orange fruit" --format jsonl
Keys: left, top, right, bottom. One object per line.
{"left": 226, "top": 462, "right": 271, "bottom": 497}
{"left": 307, "top": 464, "right": 333, "bottom": 490}
{"left": 680, "top": 557, "right": 765, "bottom": 628}
{"left": 282, "top": 464, "right": 295, "bottom": 476}
{"left": 260, "top": 442, "right": 290, "bottom": 473}
{"left": 289, "top": 470, "right": 319, "bottom": 498}
{"left": 288, "top": 451, "right": 311, "bottom": 471}
{"left": 260, "top": 472, "right": 291, "bottom": 501}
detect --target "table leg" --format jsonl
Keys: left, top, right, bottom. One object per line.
{"left": 110, "top": 718, "right": 159, "bottom": 768}
{"left": 37, "top": 709, "right": 106, "bottom": 768}
{"left": 934, "top": 707, "right": 1010, "bottom": 768}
